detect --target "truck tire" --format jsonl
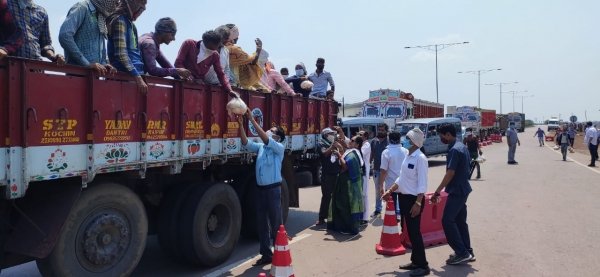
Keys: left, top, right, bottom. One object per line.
{"left": 179, "top": 183, "right": 242, "bottom": 267}
{"left": 241, "top": 177, "right": 258, "bottom": 238}
{"left": 36, "top": 183, "right": 147, "bottom": 277}
{"left": 294, "top": 171, "right": 313, "bottom": 188}
{"left": 241, "top": 177, "right": 290, "bottom": 239}
{"left": 157, "top": 182, "right": 198, "bottom": 260}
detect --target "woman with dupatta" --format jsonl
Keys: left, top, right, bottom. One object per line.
{"left": 221, "top": 24, "right": 270, "bottom": 91}
{"left": 327, "top": 129, "right": 365, "bottom": 235}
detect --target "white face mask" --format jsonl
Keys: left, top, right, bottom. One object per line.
{"left": 295, "top": 69, "right": 304, "bottom": 76}
{"left": 282, "top": 74, "right": 289, "bottom": 79}
{"left": 266, "top": 130, "right": 273, "bottom": 139}
{"left": 326, "top": 134, "right": 335, "bottom": 143}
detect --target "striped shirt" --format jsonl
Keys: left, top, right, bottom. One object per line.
{"left": 7, "top": 0, "right": 54, "bottom": 60}
{"left": 107, "top": 15, "right": 143, "bottom": 76}
{"left": 59, "top": 0, "right": 107, "bottom": 66}
{"left": 0, "top": 0, "right": 23, "bottom": 55}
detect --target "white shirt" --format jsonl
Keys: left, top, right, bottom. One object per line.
{"left": 204, "top": 46, "right": 232, "bottom": 85}
{"left": 380, "top": 144, "right": 408, "bottom": 191}
{"left": 585, "top": 127, "right": 598, "bottom": 146}
{"left": 394, "top": 149, "right": 428, "bottom": 196}
{"left": 361, "top": 141, "right": 371, "bottom": 178}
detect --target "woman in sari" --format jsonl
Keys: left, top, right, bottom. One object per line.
{"left": 328, "top": 130, "right": 365, "bottom": 235}
{"left": 221, "top": 24, "right": 270, "bottom": 91}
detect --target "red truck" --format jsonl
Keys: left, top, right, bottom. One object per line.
{"left": 0, "top": 58, "right": 335, "bottom": 276}
{"left": 413, "top": 98, "right": 444, "bottom": 118}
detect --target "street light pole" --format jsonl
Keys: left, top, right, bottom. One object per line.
{"left": 484, "top": 82, "right": 518, "bottom": 114}
{"left": 504, "top": 90, "right": 528, "bottom": 113}
{"left": 458, "top": 68, "right": 502, "bottom": 108}
{"left": 405, "top": 41, "right": 470, "bottom": 103}
{"left": 519, "top": 94, "right": 534, "bottom": 114}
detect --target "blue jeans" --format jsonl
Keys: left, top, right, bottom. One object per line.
{"left": 373, "top": 170, "right": 382, "bottom": 213}
{"left": 256, "top": 184, "right": 282, "bottom": 259}
{"left": 442, "top": 194, "right": 471, "bottom": 256}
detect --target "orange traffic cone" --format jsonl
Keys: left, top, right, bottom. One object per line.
{"left": 270, "top": 225, "right": 295, "bottom": 277}
{"left": 375, "top": 198, "right": 406, "bottom": 256}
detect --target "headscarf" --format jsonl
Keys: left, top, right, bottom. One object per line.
{"left": 228, "top": 25, "right": 239, "bottom": 42}
{"left": 296, "top": 62, "right": 307, "bottom": 76}
{"left": 407, "top": 128, "right": 425, "bottom": 148}
{"left": 90, "top": 0, "right": 118, "bottom": 36}
{"left": 108, "top": 0, "right": 146, "bottom": 30}
{"left": 155, "top": 17, "right": 177, "bottom": 34}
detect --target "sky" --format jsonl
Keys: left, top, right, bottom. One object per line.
{"left": 36, "top": 0, "right": 600, "bottom": 123}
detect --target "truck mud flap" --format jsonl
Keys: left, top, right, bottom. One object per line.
{"left": 5, "top": 179, "right": 81, "bottom": 259}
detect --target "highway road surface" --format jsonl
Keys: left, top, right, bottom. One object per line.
{"left": 3, "top": 126, "right": 599, "bottom": 276}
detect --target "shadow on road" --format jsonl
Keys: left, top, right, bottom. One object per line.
{"left": 428, "top": 160, "right": 446, "bottom": 167}
{"left": 431, "top": 264, "right": 478, "bottom": 276}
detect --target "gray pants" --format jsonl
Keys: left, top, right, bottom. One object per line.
{"left": 508, "top": 143, "right": 517, "bottom": 162}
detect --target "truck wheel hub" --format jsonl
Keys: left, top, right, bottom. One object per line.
{"left": 207, "top": 214, "right": 218, "bottom": 232}
{"left": 82, "top": 214, "right": 129, "bottom": 266}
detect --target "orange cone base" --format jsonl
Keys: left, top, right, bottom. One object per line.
{"left": 375, "top": 242, "right": 406, "bottom": 256}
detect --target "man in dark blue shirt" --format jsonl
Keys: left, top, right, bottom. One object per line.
{"left": 432, "top": 123, "right": 474, "bottom": 265}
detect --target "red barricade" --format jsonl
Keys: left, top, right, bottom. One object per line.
{"left": 400, "top": 191, "right": 448, "bottom": 248}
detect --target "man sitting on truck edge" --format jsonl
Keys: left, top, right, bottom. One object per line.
{"left": 237, "top": 108, "right": 286, "bottom": 266}
{"left": 308, "top": 57, "right": 335, "bottom": 99}
{"left": 107, "top": 0, "right": 148, "bottom": 94}
{"left": 7, "top": 0, "right": 65, "bottom": 65}
{"left": 174, "top": 30, "right": 238, "bottom": 98}
{"left": 0, "top": 0, "right": 24, "bottom": 61}
{"left": 59, "top": 0, "right": 118, "bottom": 75}
{"left": 139, "top": 17, "right": 191, "bottom": 79}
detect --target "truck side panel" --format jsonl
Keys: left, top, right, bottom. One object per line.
{"left": 0, "top": 62, "right": 8, "bottom": 186}
{"left": 481, "top": 110, "right": 496, "bottom": 128}
{"left": 180, "top": 84, "right": 209, "bottom": 158}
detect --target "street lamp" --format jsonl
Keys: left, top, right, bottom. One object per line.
{"left": 503, "top": 90, "right": 528, "bottom": 113}
{"left": 519, "top": 94, "right": 534, "bottom": 114}
{"left": 405, "top": 41, "right": 470, "bottom": 103}
{"left": 458, "top": 68, "right": 502, "bottom": 108}
{"left": 484, "top": 82, "right": 518, "bottom": 114}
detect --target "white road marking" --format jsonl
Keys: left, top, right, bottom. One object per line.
{"left": 545, "top": 145, "right": 600, "bottom": 174}
{"left": 204, "top": 233, "right": 312, "bottom": 277}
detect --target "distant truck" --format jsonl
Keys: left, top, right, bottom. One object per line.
{"left": 507, "top": 112, "right": 526, "bottom": 132}
{"left": 362, "top": 89, "right": 444, "bottom": 123}
{"left": 446, "top": 106, "right": 496, "bottom": 134}
{"left": 547, "top": 117, "right": 560, "bottom": 131}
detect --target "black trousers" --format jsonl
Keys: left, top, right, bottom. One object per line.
{"left": 393, "top": 192, "right": 428, "bottom": 268}
{"left": 319, "top": 173, "right": 338, "bottom": 221}
{"left": 589, "top": 143, "right": 599, "bottom": 165}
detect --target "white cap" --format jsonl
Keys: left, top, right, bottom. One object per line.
{"left": 407, "top": 128, "right": 425, "bottom": 148}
